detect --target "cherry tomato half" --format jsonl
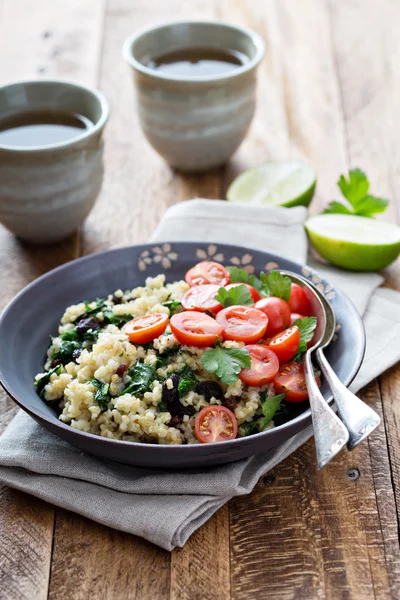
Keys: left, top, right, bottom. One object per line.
{"left": 170, "top": 311, "right": 222, "bottom": 347}
{"left": 185, "top": 261, "right": 230, "bottom": 287}
{"left": 273, "top": 362, "right": 321, "bottom": 402}
{"left": 123, "top": 313, "right": 169, "bottom": 344}
{"left": 181, "top": 284, "right": 222, "bottom": 314}
{"left": 264, "top": 326, "right": 300, "bottom": 363}
{"left": 288, "top": 283, "right": 311, "bottom": 316}
{"left": 216, "top": 306, "right": 268, "bottom": 344}
{"left": 195, "top": 405, "right": 238, "bottom": 443}
{"left": 239, "top": 344, "right": 279, "bottom": 386}
{"left": 290, "top": 312, "right": 305, "bottom": 326}
{"left": 255, "top": 297, "right": 291, "bottom": 335}
{"left": 225, "top": 283, "right": 261, "bottom": 303}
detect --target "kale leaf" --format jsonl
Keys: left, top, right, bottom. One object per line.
{"left": 118, "top": 362, "right": 155, "bottom": 397}
{"left": 91, "top": 379, "right": 111, "bottom": 411}
{"left": 35, "top": 364, "right": 63, "bottom": 398}
{"left": 177, "top": 366, "right": 197, "bottom": 398}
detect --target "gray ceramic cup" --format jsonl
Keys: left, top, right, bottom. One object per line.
{"left": 0, "top": 80, "right": 109, "bottom": 244}
{"left": 123, "top": 20, "right": 264, "bottom": 172}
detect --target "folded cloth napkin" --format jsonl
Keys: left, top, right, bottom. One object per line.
{"left": 0, "top": 200, "right": 399, "bottom": 551}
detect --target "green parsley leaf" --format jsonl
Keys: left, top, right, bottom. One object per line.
{"left": 201, "top": 346, "right": 251, "bottom": 385}
{"left": 227, "top": 267, "right": 263, "bottom": 293}
{"left": 177, "top": 366, "right": 197, "bottom": 398}
{"left": 292, "top": 316, "right": 317, "bottom": 361}
{"left": 352, "top": 195, "right": 389, "bottom": 217}
{"left": 35, "top": 364, "right": 63, "bottom": 398}
{"left": 323, "top": 200, "right": 353, "bottom": 215}
{"left": 91, "top": 379, "right": 110, "bottom": 411}
{"left": 259, "top": 271, "right": 292, "bottom": 301}
{"left": 215, "top": 284, "right": 254, "bottom": 307}
{"left": 323, "top": 168, "right": 389, "bottom": 218}
{"left": 260, "top": 392, "right": 286, "bottom": 430}
{"left": 338, "top": 168, "right": 369, "bottom": 206}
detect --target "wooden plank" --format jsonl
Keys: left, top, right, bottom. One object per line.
{"left": 223, "top": 0, "right": 399, "bottom": 598}
{"left": 329, "top": 2, "right": 400, "bottom": 597}
{"left": 0, "top": 1, "right": 105, "bottom": 599}
{"left": 170, "top": 505, "right": 230, "bottom": 600}
{"left": 48, "top": 511, "right": 170, "bottom": 600}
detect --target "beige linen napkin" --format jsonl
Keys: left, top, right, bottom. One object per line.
{"left": 0, "top": 200, "right": 399, "bottom": 551}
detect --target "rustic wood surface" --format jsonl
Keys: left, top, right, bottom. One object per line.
{"left": 0, "top": 0, "right": 399, "bottom": 598}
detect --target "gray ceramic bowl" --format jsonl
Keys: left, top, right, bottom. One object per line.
{"left": 0, "top": 242, "right": 365, "bottom": 468}
{"left": 123, "top": 20, "right": 264, "bottom": 172}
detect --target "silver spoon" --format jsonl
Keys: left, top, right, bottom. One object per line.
{"left": 279, "top": 270, "right": 349, "bottom": 469}
{"left": 307, "top": 280, "right": 380, "bottom": 449}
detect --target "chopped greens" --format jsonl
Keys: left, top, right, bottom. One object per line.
{"left": 241, "top": 419, "right": 260, "bottom": 436}
{"left": 272, "top": 402, "right": 292, "bottom": 426}
{"left": 259, "top": 271, "right": 292, "bottom": 302}
{"left": 35, "top": 364, "right": 63, "bottom": 397}
{"left": 78, "top": 298, "right": 105, "bottom": 320}
{"left": 51, "top": 340, "right": 82, "bottom": 364}
{"left": 103, "top": 310, "right": 132, "bottom": 327}
{"left": 201, "top": 345, "right": 251, "bottom": 385}
{"left": 158, "top": 401, "right": 169, "bottom": 412}
{"left": 323, "top": 168, "right": 389, "bottom": 218}
{"left": 260, "top": 392, "right": 286, "bottom": 430}
{"left": 292, "top": 317, "right": 317, "bottom": 361}
{"left": 155, "top": 345, "right": 180, "bottom": 369}
{"left": 177, "top": 366, "right": 196, "bottom": 398}
{"left": 118, "top": 362, "right": 154, "bottom": 397}
{"left": 91, "top": 379, "right": 110, "bottom": 411}
{"left": 162, "top": 300, "right": 183, "bottom": 316}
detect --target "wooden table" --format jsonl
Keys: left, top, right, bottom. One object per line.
{"left": 1, "top": 1, "right": 399, "bottom": 598}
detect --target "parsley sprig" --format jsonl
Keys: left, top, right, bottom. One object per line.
{"left": 215, "top": 284, "right": 253, "bottom": 307}
{"left": 226, "top": 267, "right": 291, "bottom": 301}
{"left": 292, "top": 317, "right": 317, "bottom": 361}
{"left": 323, "top": 168, "right": 389, "bottom": 218}
{"left": 260, "top": 392, "right": 286, "bottom": 430}
{"left": 201, "top": 345, "right": 251, "bottom": 385}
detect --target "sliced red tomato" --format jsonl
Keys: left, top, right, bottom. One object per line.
{"left": 290, "top": 312, "right": 305, "bottom": 326}
{"left": 273, "top": 362, "right": 321, "bottom": 402}
{"left": 225, "top": 283, "right": 261, "bottom": 303}
{"left": 170, "top": 311, "right": 222, "bottom": 347}
{"left": 195, "top": 405, "right": 238, "bottom": 443}
{"left": 185, "top": 261, "right": 230, "bottom": 287}
{"left": 181, "top": 284, "right": 222, "bottom": 314}
{"left": 216, "top": 306, "right": 268, "bottom": 344}
{"left": 264, "top": 326, "right": 300, "bottom": 363}
{"left": 239, "top": 344, "right": 279, "bottom": 386}
{"left": 123, "top": 313, "right": 169, "bottom": 344}
{"left": 288, "top": 283, "right": 311, "bottom": 316}
{"left": 255, "top": 297, "right": 291, "bottom": 335}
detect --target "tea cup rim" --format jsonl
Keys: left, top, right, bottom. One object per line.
{"left": 0, "top": 78, "right": 109, "bottom": 153}
{"left": 122, "top": 19, "right": 265, "bottom": 83}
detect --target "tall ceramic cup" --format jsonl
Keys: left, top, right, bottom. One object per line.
{"left": 123, "top": 20, "right": 264, "bottom": 172}
{"left": 0, "top": 80, "right": 109, "bottom": 243}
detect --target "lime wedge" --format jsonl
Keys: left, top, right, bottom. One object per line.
{"left": 226, "top": 160, "right": 317, "bottom": 207}
{"left": 305, "top": 214, "right": 400, "bottom": 271}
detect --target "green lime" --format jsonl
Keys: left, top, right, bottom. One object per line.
{"left": 226, "top": 159, "right": 317, "bottom": 207}
{"left": 305, "top": 214, "right": 400, "bottom": 271}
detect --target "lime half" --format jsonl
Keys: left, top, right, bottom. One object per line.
{"left": 226, "top": 159, "right": 317, "bottom": 207}
{"left": 305, "top": 214, "right": 400, "bottom": 271}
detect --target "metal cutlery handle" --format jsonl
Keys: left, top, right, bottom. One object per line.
{"left": 315, "top": 347, "right": 380, "bottom": 450}
{"left": 303, "top": 350, "right": 349, "bottom": 469}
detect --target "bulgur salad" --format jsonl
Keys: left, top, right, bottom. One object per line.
{"left": 34, "top": 261, "right": 319, "bottom": 445}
